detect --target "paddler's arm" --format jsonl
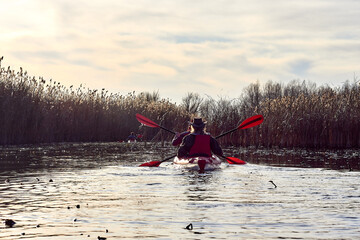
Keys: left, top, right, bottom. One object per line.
{"left": 210, "top": 137, "right": 223, "bottom": 156}
{"left": 172, "top": 131, "right": 190, "bottom": 146}
{"left": 177, "top": 134, "right": 195, "bottom": 158}
{"left": 171, "top": 132, "right": 182, "bottom": 146}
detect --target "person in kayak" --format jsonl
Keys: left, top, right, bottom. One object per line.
{"left": 171, "top": 125, "right": 191, "bottom": 146}
{"left": 177, "top": 118, "right": 223, "bottom": 158}
{"left": 126, "top": 132, "right": 137, "bottom": 142}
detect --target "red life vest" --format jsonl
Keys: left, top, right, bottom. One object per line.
{"left": 189, "top": 135, "right": 212, "bottom": 157}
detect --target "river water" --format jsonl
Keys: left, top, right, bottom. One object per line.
{"left": 1, "top": 142, "right": 359, "bottom": 239}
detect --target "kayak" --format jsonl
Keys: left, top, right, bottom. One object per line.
{"left": 173, "top": 155, "right": 222, "bottom": 171}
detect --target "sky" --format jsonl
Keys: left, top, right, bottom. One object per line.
{"left": 1, "top": 0, "right": 360, "bottom": 103}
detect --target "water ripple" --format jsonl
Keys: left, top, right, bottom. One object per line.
{"left": 0, "top": 143, "right": 359, "bottom": 239}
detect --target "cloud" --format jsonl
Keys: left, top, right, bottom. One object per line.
{"left": 12, "top": 51, "right": 63, "bottom": 62}
{"left": 1, "top": 0, "right": 360, "bottom": 103}
{"left": 164, "top": 35, "right": 232, "bottom": 44}
{"left": 289, "top": 59, "right": 313, "bottom": 77}
{"left": 216, "top": 55, "right": 262, "bottom": 73}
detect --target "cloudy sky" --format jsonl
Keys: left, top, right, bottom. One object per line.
{"left": 1, "top": 0, "right": 359, "bottom": 103}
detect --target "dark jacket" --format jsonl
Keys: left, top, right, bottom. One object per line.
{"left": 177, "top": 133, "right": 223, "bottom": 158}
{"left": 171, "top": 131, "right": 190, "bottom": 146}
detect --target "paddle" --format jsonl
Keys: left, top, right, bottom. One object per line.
{"left": 218, "top": 155, "right": 246, "bottom": 165}
{"left": 139, "top": 154, "right": 245, "bottom": 167}
{"left": 136, "top": 113, "right": 264, "bottom": 138}
{"left": 138, "top": 114, "right": 263, "bottom": 167}
{"left": 215, "top": 114, "right": 264, "bottom": 139}
{"left": 136, "top": 113, "right": 176, "bottom": 134}
{"left": 139, "top": 154, "right": 176, "bottom": 167}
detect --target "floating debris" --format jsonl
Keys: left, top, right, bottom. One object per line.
{"left": 76, "top": 204, "right": 80, "bottom": 209}
{"left": 269, "top": 180, "right": 277, "bottom": 188}
{"left": 98, "top": 236, "right": 107, "bottom": 240}
{"left": 5, "top": 178, "right": 10, "bottom": 183}
{"left": 49, "top": 179, "right": 53, "bottom": 182}
{"left": 5, "top": 219, "right": 16, "bottom": 227}
{"left": 185, "top": 223, "right": 193, "bottom": 230}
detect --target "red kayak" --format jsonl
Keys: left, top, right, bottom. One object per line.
{"left": 173, "top": 155, "right": 222, "bottom": 171}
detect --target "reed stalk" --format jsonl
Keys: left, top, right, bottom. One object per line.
{"left": 1, "top": 58, "right": 359, "bottom": 148}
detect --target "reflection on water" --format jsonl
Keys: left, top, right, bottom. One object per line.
{"left": 0, "top": 142, "right": 172, "bottom": 172}
{"left": 1, "top": 142, "right": 358, "bottom": 173}
{"left": 233, "top": 147, "right": 360, "bottom": 171}
{"left": 0, "top": 143, "right": 359, "bottom": 239}
{"left": 0, "top": 142, "right": 133, "bottom": 172}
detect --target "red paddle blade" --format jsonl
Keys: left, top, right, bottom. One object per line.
{"left": 238, "top": 115, "right": 264, "bottom": 130}
{"left": 226, "top": 157, "right": 246, "bottom": 165}
{"left": 139, "top": 161, "right": 161, "bottom": 167}
{"left": 136, "top": 114, "right": 160, "bottom": 128}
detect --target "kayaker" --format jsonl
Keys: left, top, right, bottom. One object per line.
{"left": 171, "top": 125, "right": 191, "bottom": 146}
{"left": 126, "top": 132, "right": 137, "bottom": 142}
{"left": 177, "top": 118, "right": 223, "bottom": 158}
{"left": 136, "top": 133, "right": 143, "bottom": 141}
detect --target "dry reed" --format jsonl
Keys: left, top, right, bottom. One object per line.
{"left": 184, "top": 79, "right": 359, "bottom": 149}
{"left": 0, "top": 58, "right": 189, "bottom": 145}
{"left": 1, "top": 58, "right": 359, "bottom": 148}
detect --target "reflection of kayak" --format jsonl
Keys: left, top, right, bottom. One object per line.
{"left": 173, "top": 155, "right": 222, "bottom": 171}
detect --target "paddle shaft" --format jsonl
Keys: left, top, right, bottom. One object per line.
{"left": 136, "top": 114, "right": 176, "bottom": 134}
{"left": 215, "top": 115, "right": 263, "bottom": 139}
{"left": 160, "top": 154, "right": 177, "bottom": 164}
{"left": 215, "top": 129, "right": 237, "bottom": 139}
{"left": 137, "top": 113, "right": 262, "bottom": 138}
{"left": 155, "top": 115, "right": 263, "bottom": 139}
{"left": 158, "top": 126, "right": 176, "bottom": 135}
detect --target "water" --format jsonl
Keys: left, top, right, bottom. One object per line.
{"left": 1, "top": 143, "right": 359, "bottom": 239}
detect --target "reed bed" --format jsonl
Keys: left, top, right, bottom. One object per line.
{"left": 0, "top": 59, "right": 189, "bottom": 145}
{"left": 1, "top": 58, "right": 359, "bottom": 148}
{"left": 198, "top": 80, "right": 360, "bottom": 148}
{"left": 256, "top": 81, "right": 360, "bottom": 148}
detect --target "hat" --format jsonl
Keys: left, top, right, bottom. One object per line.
{"left": 189, "top": 118, "right": 207, "bottom": 128}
